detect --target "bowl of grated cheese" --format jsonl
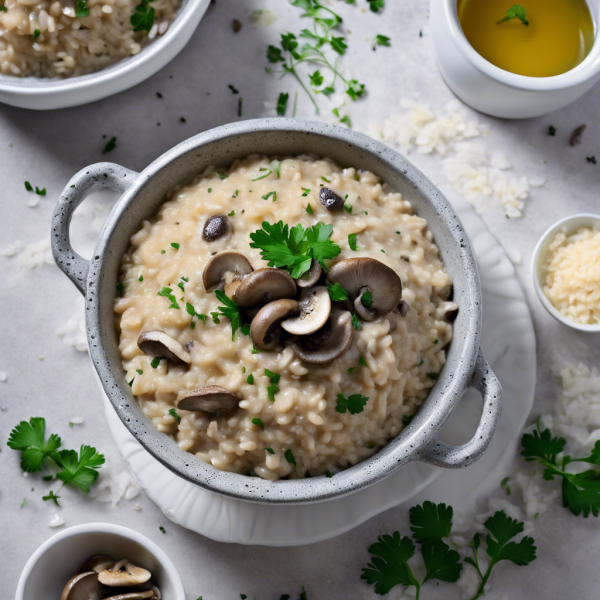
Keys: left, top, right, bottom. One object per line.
{"left": 532, "top": 213, "right": 600, "bottom": 332}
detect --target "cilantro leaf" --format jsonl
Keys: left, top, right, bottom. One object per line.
{"left": 327, "top": 282, "right": 349, "bottom": 302}
{"left": 361, "top": 533, "right": 419, "bottom": 595}
{"left": 335, "top": 393, "right": 368, "bottom": 415}
{"left": 409, "top": 501, "right": 453, "bottom": 542}
{"left": 54, "top": 445, "right": 105, "bottom": 493}
{"left": 7, "top": 417, "right": 62, "bottom": 472}
{"left": 421, "top": 538, "right": 462, "bottom": 583}
{"left": 214, "top": 290, "right": 245, "bottom": 340}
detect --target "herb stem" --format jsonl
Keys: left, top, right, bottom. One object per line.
{"left": 471, "top": 561, "right": 495, "bottom": 600}
{"left": 285, "top": 63, "right": 319, "bottom": 112}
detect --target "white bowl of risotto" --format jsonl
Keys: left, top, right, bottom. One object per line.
{"left": 51, "top": 119, "right": 502, "bottom": 504}
{"left": 0, "top": 0, "right": 210, "bottom": 109}
{"left": 532, "top": 213, "right": 600, "bottom": 332}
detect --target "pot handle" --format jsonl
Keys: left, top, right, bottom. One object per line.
{"left": 417, "top": 347, "right": 502, "bottom": 469}
{"left": 51, "top": 163, "right": 139, "bottom": 296}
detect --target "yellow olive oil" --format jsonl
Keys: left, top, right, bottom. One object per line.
{"left": 457, "top": 0, "right": 595, "bottom": 77}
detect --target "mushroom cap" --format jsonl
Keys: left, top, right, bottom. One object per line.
{"left": 60, "top": 572, "right": 105, "bottom": 600}
{"left": 103, "top": 592, "right": 156, "bottom": 600}
{"left": 203, "top": 214, "right": 231, "bottom": 242}
{"left": 177, "top": 386, "right": 239, "bottom": 416}
{"left": 81, "top": 555, "right": 115, "bottom": 574}
{"left": 137, "top": 331, "right": 191, "bottom": 365}
{"left": 319, "top": 187, "right": 344, "bottom": 211}
{"left": 281, "top": 286, "right": 331, "bottom": 335}
{"left": 292, "top": 310, "right": 354, "bottom": 364}
{"left": 98, "top": 562, "right": 151, "bottom": 587}
{"left": 202, "top": 251, "right": 254, "bottom": 293}
{"left": 326, "top": 258, "right": 402, "bottom": 319}
{"left": 296, "top": 259, "right": 322, "bottom": 288}
{"left": 234, "top": 268, "right": 297, "bottom": 309}
{"left": 251, "top": 299, "right": 299, "bottom": 350}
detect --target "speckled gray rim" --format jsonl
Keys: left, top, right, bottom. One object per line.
{"left": 51, "top": 118, "right": 502, "bottom": 505}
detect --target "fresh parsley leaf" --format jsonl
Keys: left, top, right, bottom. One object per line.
{"left": 7, "top": 417, "right": 62, "bottom": 472}
{"left": 171, "top": 242, "right": 180, "bottom": 251}
{"left": 327, "top": 282, "right": 349, "bottom": 301}
{"left": 267, "top": 45, "right": 285, "bottom": 63}
{"left": 247, "top": 374, "right": 254, "bottom": 385}
{"left": 252, "top": 418, "right": 264, "bottom": 429}
{"left": 302, "top": 188, "right": 311, "bottom": 197}
{"left": 285, "top": 449, "right": 296, "bottom": 466}
{"left": 421, "top": 539, "right": 462, "bottom": 584}
{"left": 218, "top": 172, "right": 229, "bottom": 180}
{"left": 348, "top": 233, "right": 358, "bottom": 251}
{"left": 427, "top": 372, "right": 439, "bottom": 380}
{"left": 0, "top": 4, "right": 7, "bottom": 11}
{"left": 75, "top": 0, "right": 89, "bottom": 17}
{"left": 42, "top": 490, "right": 61, "bottom": 506}
{"left": 265, "top": 369, "right": 281, "bottom": 401}
{"left": 346, "top": 79, "right": 365, "bottom": 101}
{"left": 24, "top": 181, "right": 33, "bottom": 191}
{"left": 369, "top": 0, "right": 384, "bottom": 12}
{"left": 214, "top": 290, "right": 245, "bottom": 340}
{"left": 168, "top": 408, "right": 181, "bottom": 424}
{"left": 53, "top": 445, "right": 105, "bottom": 493}
{"left": 374, "top": 34, "right": 391, "bottom": 49}
{"left": 157, "top": 286, "right": 180, "bottom": 309}
{"left": 306, "top": 203, "right": 314, "bottom": 214}
{"left": 335, "top": 393, "right": 368, "bottom": 415}
{"left": 498, "top": 4, "right": 529, "bottom": 25}
{"left": 102, "top": 136, "right": 117, "bottom": 154}
{"left": 277, "top": 92, "right": 289, "bottom": 116}
{"left": 310, "top": 70, "right": 324, "bottom": 86}
{"left": 252, "top": 168, "right": 272, "bottom": 181}
{"left": 359, "top": 356, "right": 367, "bottom": 367}
{"left": 521, "top": 427, "right": 566, "bottom": 464}
{"left": 402, "top": 414, "right": 413, "bottom": 426}
{"left": 361, "top": 290, "right": 372, "bottom": 309}
{"left": 150, "top": 357, "right": 161, "bottom": 368}
{"left": 130, "top": 0, "right": 155, "bottom": 32}
{"left": 330, "top": 36, "right": 347, "bottom": 54}
{"left": 262, "top": 191, "right": 277, "bottom": 202}
{"left": 587, "top": 156, "right": 597, "bottom": 164}
{"left": 351, "top": 313, "right": 362, "bottom": 330}
{"left": 338, "top": 115, "right": 352, "bottom": 128}
{"left": 228, "top": 84, "right": 239, "bottom": 94}
{"left": 409, "top": 501, "right": 453, "bottom": 542}
{"left": 548, "top": 125, "right": 556, "bottom": 136}
{"left": 265, "top": 447, "right": 275, "bottom": 454}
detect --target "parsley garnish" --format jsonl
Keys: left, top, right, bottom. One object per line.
{"left": 402, "top": 414, "right": 413, "bottom": 426}
{"left": 348, "top": 233, "right": 358, "bottom": 251}
{"left": 116, "top": 281, "right": 125, "bottom": 297}
{"left": 361, "top": 291, "right": 372, "bottom": 309}
{"left": 262, "top": 191, "right": 277, "bottom": 202}
{"left": 24, "top": 181, "right": 33, "bottom": 191}
{"left": 465, "top": 511, "right": 536, "bottom": 598}
{"left": 302, "top": 188, "right": 311, "bottom": 197}
{"left": 327, "top": 282, "right": 349, "bottom": 301}
{"left": 497, "top": 4, "right": 529, "bottom": 25}
{"left": 359, "top": 356, "right": 367, "bottom": 367}
{"left": 250, "top": 220, "right": 341, "bottom": 279}
{"left": 54, "top": 445, "right": 105, "bottom": 493}
{"left": 351, "top": 313, "right": 362, "bottom": 330}
{"left": 369, "top": 0, "right": 384, "bottom": 12}
{"left": 343, "top": 201, "right": 352, "bottom": 213}
{"left": 238, "top": 97, "right": 243, "bottom": 117}
{"left": 157, "top": 286, "right": 180, "bottom": 309}
{"left": 218, "top": 172, "right": 229, "bottom": 180}
{"left": 228, "top": 84, "right": 239, "bottom": 94}
{"left": 0, "top": 4, "right": 7, "bottom": 11}
{"left": 159, "top": 526, "right": 166, "bottom": 534}
{"left": 168, "top": 408, "right": 181, "bottom": 424}
{"left": 7, "top": 418, "right": 61, "bottom": 472}
{"left": 131, "top": 0, "right": 155, "bottom": 32}
{"left": 251, "top": 345, "right": 261, "bottom": 354}
{"left": 150, "top": 357, "right": 161, "bottom": 368}
{"left": 247, "top": 374, "right": 254, "bottom": 384}
{"left": 139, "top": 275, "right": 144, "bottom": 282}
{"left": 335, "top": 393, "right": 368, "bottom": 415}
{"left": 285, "top": 449, "right": 296, "bottom": 466}
{"left": 42, "top": 490, "right": 61, "bottom": 506}
{"left": 252, "top": 418, "right": 264, "bottom": 429}
{"left": 186, "top": 302, "right": 207, "bottom": 325}
{"left": 362, "top": 501, "right": 462, "bottom": 596}
{"left": 213, "top": 290, "right": 245, "bottom": 340}
{"left": 587, "top": 156, "right": 597, "bottom": 164}
{"left": 265, "top": 447, "right": 275, "bottom": 454}
{"left": 171, "top": 242, "right": 180, "bottom": 250}
{"left": 373, "top": 34, "right": 390, "bottom": 50}
{"left": 548, "top": 125, "right": 556, "bottom": 136}
{"left": 75, "top": 0, "right": 88, "bottom": 17}
{"left": 33, "top": 29, "right": 41, "bottom": 39}
{"left": 427, "top": 372, "right": 439, "bottom": 380}
{"left": 265, "top": 369, "right": 281, "bottom": 401}
{"left": 306, "top": 203, "right": 314, "bottom": 214}
{"left": 521, "top": 421, "right": 600, "bottom": 517}
{"left": 277, "top": 92, "right": 289, "bottom": 116}
{"left": 102, "top": 136, "right": 116, "bottom": 154}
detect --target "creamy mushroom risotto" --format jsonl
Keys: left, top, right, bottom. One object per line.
{"left": 0, "top": 0, "right": 180, "bottom": 78}
{"left": 114, "top": 155, "right": 457, "bottom": 480}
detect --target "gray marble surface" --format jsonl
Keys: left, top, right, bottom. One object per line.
{"left": 1, "top": 1, "right": 600, "bottom": 598}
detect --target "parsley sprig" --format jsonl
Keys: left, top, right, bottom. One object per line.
{"left": 335, "top": 393, "right": 368, "bottom": 414}
{"left": 465, "top": 511, "right": 536, "bottom": 600}
{"left": 131, "top": 0, "right": 155, "bottom": 32}
{"left": 249, "top": 220, "right": 341, "bottom": 279}
{"left": 266, "top": 1, "right": 366, "bottom": 112}
{"left": 362, "top": 501, "right": 462, "bottom": 597}
{"left": 214, "top": 290, "right": 248, "bottom": 340}
{"left": 7, "top": 417, "right": 105, "bottom": 504}
{"left": 521, "top": 420, "right": 600, "bottom": 517}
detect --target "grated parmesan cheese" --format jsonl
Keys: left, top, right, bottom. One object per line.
{"left": 543, "top": 227, "right": 600, "bottom": 325}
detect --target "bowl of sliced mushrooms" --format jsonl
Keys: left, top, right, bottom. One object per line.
{"left": 15, "top": 523, "right": 185, "bottom": 600}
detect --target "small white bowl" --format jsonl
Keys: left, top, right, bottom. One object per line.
{"left": 532, "top": 213, "right": 600, "bottom": 333}
{"left": 430, "top": 0, "right": 600, "bottom": 118}
{"left": 15, "top": 523, "right": 186, "bottom": 600}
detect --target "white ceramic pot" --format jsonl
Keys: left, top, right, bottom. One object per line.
{"left": 430, "top": 0, "right": 600, "bottom": 119}
{"left": 0, "top": 0, "right": 210, "bottom": 110}
{"left": 15, "top": 522, "right": 186, "bottom": 600}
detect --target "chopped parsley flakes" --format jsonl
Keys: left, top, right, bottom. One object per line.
{"left": 335, "top": 393, "right": 369, "bottom": 415}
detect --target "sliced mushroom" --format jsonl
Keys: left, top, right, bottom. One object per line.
{"left": 103, "top": 592, "right": 155, "bottom": 600}
{"left": 98, "top": 562, "right": 151, "bottom": 587}
{"left": 319, "top": 187, "right": 344, "bottom": 211}
{"left": 60, "top": 572, "right": 105, "bottom": 600}
{"left": 203, "top": 214, "right": 231, "bottom": 241}
{"left": 326, "top": 258, "right": 402, "bottom": 321}
{"left": 296, "top": 259, "right": 322, "bottom": 288}
{"left": 281, "top": 286, "right": 331, "bottom": 335}
{"left": 202, "top": 251, "right": 254, "bottom": 293}
{"left": 396, "top": 299, "right": 411, "bottom": 317}
{"left": 234, "top": 268, "right": 296, "bottom": 309}
{"left": 292, "top": 310, "right": 353, "bottom": 364}
{"left": 81, "top": 555, "right": 115, "bottom": 574}
{"left": 177, "top": 386, "right": 239, "bottom": 416}
{"left": 251, "top": 299, "right": 299, "bottom": 350}
{"left": 137, "top": 331, "right": 191, "bottom": 365}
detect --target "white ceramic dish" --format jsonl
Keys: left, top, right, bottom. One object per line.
{"left": 430, "top": 0, "right": 600, "bottom": 118}
{"left": 15, "top": 522, "right": 186, "bottom": 600}
{"left": 101, "top": 188, "right": 536, "bottom": 546}
{"left": 532, "top": 213, "right": 600, "bottom": 333}
{"left": 0, "top": 0, "right": 210, "bottom": 110}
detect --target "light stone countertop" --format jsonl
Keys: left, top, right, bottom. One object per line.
{"left": 1, "top": 1, "right": 600, "bottom": 598}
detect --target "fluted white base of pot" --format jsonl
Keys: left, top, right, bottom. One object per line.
{"left": 102, "top": 189, "right": 536, "bottom": 546}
